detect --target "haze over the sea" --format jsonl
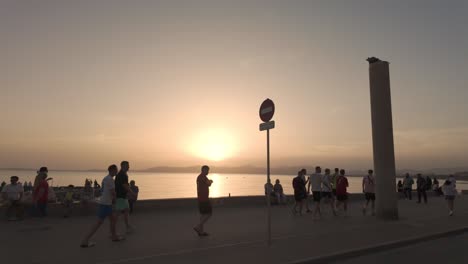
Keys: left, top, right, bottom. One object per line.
{"left": 1, "top": 0, "right": 467, "bottom": 171}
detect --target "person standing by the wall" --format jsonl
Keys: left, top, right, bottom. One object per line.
{"left": 194, "top": 165, "right": 213, "bottom": 237}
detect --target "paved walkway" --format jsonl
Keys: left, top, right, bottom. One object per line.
{"left": 1, "top": 195, "right": 467, "bottom": 264}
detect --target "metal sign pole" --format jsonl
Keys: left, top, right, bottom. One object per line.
{"left": 267, "top": 128, "right": 271, "bottom": 246}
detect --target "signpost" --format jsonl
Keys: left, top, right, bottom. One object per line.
{"left": 259, "top": 98, "right": 275, "bottom": 246}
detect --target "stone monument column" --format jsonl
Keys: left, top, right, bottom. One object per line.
{"left": 367, "top": 57, "right": 398, "bottom": 220}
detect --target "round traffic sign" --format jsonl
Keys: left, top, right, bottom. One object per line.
{"left": 259, "top": 99, "right": 275, "bottom": 122}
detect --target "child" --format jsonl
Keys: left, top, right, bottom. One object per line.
{"left": 63, "top": 185, "right": 74, "bottom": 218}
{"left": 129, "top": 180, "right": 139, "bottom": 214}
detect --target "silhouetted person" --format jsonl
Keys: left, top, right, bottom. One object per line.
{"left": 309, "top": 166, "right": 323, "bottom": 218}
{"left": 416, "top": 174, "right": 427, "bottom": 204}
{"left": 33, "top": 167, "right": 49, "bottom": 217}
{"left": 300, "top": 168, "right": 312, "bottom": 213}
{"left": 442, "top": 175, "right": 456, "bottom": 216}
{"left": 402, "top": 173, "right": 414, "bottom": 200}
{"left": 322, "top": 168, "right": 336, "bottom": 215}
{"left": 80, "top": 165, "right": 123, "bottom": 248}
{"left": 292, "top": 170, "right": 306, "bottom": 215}
{"left": 194, "top": 165, "right": 213, "bottom": 236}
{"left": 128, "top": 180, "right": 139, "bottom": 214}
{"left": 425, "top": 176, "right": 432, "bottom": 191}
{"left": 362, "top": 169, "right": 376, "bottom": 216}
{"left": 273, "top": 179, "right": 286, "bottom": 204}
{"left": 1, "top": 176, "right": 24, "bottom": 221}
{"left": 93, "top": 179, "right": 101, "bottom": 189}
{"left": 115, "top": 161, "right": 135, "bottom": 233}
{"left": 335, "top": 169, "right": 349, "bottom": 215}
{"left": 397, "top": 180, "right": 403, "bottom": 193}
{"left": 264, "top": 180, "right": 275, "bottom": 204}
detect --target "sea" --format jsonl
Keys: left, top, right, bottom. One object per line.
{"left": 1, "top": 170, "right": 466, "bottom": 200}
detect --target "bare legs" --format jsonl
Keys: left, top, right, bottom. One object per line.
{"left": 363, "top": 199, "right": 375, "bottom": 216}
{"left": 81, "top": 215, "right": 118, "bottom": 246}
{"left": 447, "top": 199, "right": 454, "bottom": 216}
{"left": 336, "top": 199, "right": 348, "bottom": 215}
{"left": 293, "top": 200, "right": 304, "bottom": 215}
{"left": 195, "top": 213, "right": 212, "bottom": 235}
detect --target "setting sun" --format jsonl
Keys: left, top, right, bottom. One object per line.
{"left": 187, "top": 129, "right": 237, "bottom": 162}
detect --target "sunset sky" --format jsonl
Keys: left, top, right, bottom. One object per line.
{"left": 1, "top": 0, "right": 467, "bottom": 171}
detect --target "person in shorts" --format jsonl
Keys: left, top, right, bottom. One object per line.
{"left": 63, "top": 185, "right": 75, "bottom": 218}
{"left": 194, "top": 165, "right": 213, "bottom": 236}
{"left": 292, "top": 171, "right": 306, "bottom": 215}
{"left": 362, "top": 169, "right": 376, "bottom": 216}
{"left": 335, "top": 169, "right": 349, "bottom": 215}
{"left": 115, "top": 161, "right": 135, "bottom": 233}
{"left": 80, "top": 165, "right": 123, "bottom": 248}
{"left": 308, "top": 166, "right": 323, "bottom": 218}
{"left": 442, "top": 175, "right": 456, "bottom": 216}
{"left": 321, "top": 168, "right": 336, "bottom": 216}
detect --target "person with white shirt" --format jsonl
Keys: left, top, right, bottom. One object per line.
{"left": 308, "top": 166, "right": 323, "bottom": 218}
{"left": 80, "top": 165, "right": 124, "bottom": 248}
{"left": 362, "top": 170, "right": 376, "bottom": 216}
{"left": 1, "top": 176, "right": 24, "bottom": 221}
{"left": 322, "top": 168, "right": 337, "bottom": 216}
{"left": 442, "top": 175, "right": 457, "bottom": 216}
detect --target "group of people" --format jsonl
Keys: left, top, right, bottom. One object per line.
{"left": 291, "top": 167, "right": 357, "bottom": 217}
{"left": 398, "top": 173, "right": 457, "bottom": 216}
{"left": 0, "top": 163, "right": 140, "bottom": 222}
{"left": 80, "top": 161, "right": 137, "bottom": 247}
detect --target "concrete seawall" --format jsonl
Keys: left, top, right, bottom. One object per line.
{"left": 0, "top": 191, "right": 445, "bottom": 218}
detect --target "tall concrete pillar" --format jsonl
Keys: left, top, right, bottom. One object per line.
{"left": 367, "top": 57, "right": 398, "bottom": 220}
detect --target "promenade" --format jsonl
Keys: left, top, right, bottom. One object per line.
{"left": 1, "top": 195, "right": 467, "bottom": 264}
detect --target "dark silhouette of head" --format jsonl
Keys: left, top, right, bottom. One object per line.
{"left": 368, "top": 169, "right": 373, "bottom": 175}
{"left": 120, "top": 161, "right": 130, "bottom": 172}
{"left": 340, "top": 169, "right": 346, "bottom": 176}
{"left": 325, "top": 168, "right": 330, "bottom": 174}
{"left": 275, "top": 179, "right": 280, "bottom": 184}
{"left": 334, "top": 168, "right": 339, "bottom": 173}
{"left": 315, "top": 166, "right": 321, "bottom": 173}
{"left": 300, "top": 168, "right": 307, "bottom": 175}
{"left": 201, "top": 165, "right": 210, "bottom": 175}
{"left": 108, "top": 164, "right": 118, "bottom": 176}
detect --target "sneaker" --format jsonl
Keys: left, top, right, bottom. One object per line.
{"left": 449, "top": 211, "right": 453, "bottom": 216}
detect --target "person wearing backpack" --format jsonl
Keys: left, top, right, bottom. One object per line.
{"left": 362, "top": 170, "right": 376, "bottom": 216}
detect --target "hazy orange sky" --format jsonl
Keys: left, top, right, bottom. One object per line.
{"left": 1, "top": 1, "right": 467, "bottom": 170}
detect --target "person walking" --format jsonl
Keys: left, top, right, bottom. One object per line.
{"left": 442, "top": 175, "right": 457, "bottom": 216}
{"left": 402, "top": 173, "right": 414, "bottom": 200}
{"left": 322, "top": 168, "right": 336, "bottom": 215}
{"left": 292, "top": 170, "right": 307, "bottom": 215}
{"left": 308, "top": 167, "right": 323, "bottom": 218}
{"left": 80, "top": 165, "right": 123, "bottom": 248}
{"left": 115, "top": 161, "right": 135, "bottom": 233}
{"left": 300, "top": 168, "right": 312, "bottom": 213}
{"left": 416, "top": 174, "right": 427, "bottom": 204}
{"left": 362, "top": 170, "right": 376, "bottom": 216}
{"left": 194, "top": 165, "right": 213, "bottom": 236}
{"left": 1, "top": 176, "right": 24, "bottom": 221}
{"left": 335, "top": 169, "right": 349, "bottom": 215}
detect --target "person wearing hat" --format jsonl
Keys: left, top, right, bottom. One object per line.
{"left": 1, "top": 176, "right": 24, "bottom": 221}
